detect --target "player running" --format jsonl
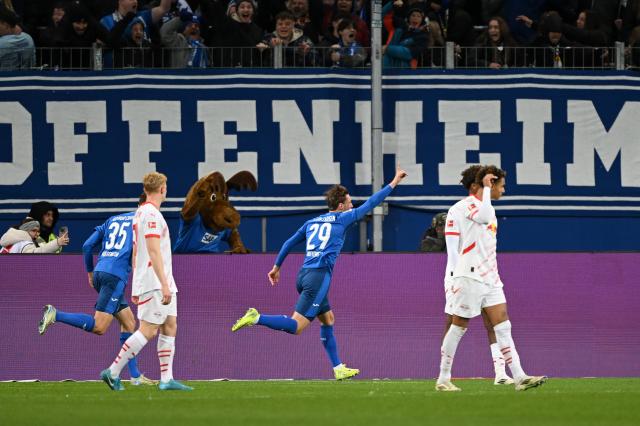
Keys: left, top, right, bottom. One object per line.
{"left": 100, "top": 172, "right": 192, "bottom": 391}
{"left": 232, "top": 166, "right": 407, "bottom": 380}
{"left": 38, "top": 195, "right": 155, "bottom": 386}
{"left": 436, "top": 165, "right": 547, "bottom": 391}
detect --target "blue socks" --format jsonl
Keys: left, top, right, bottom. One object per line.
{"left": 55, "top": 311, "right": 95, "bottom": 332}
{"left": 320, "top": 325, "right": 341, "bottom": 367}
{"left": 120, "top": 332, "right": 141, "bottom": 378}
{"left": 257, "top": 314, "right": 298, "bottom": 334}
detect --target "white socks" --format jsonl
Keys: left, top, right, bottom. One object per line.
{"left": 158, "top": 334, "right": 176, "bottom": 383}
{"left": 438, "top": 324, "right": 467, "bottom": 384}
{"left": 493, "top": 320, "right": 526, "bottom": 382}
{"left": 490, "top": 343, "right": 508, "bottom": 378}
{"left": 109, "top": 330, "right": 148, "bottom": 378}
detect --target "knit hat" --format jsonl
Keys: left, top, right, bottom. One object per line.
{"left": 19, "top": 218, "right": 40, "bottom": 232}
{"left": 236, "top": 0, "right": 257, "bottom": 10}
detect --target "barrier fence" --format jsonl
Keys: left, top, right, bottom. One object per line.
{"left": 1, "top": 252, "right": 638, "bottom": 381}
{"left": 3, "top": 43, "right": 639, "bottom": 70}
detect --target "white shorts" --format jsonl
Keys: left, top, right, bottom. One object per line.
{"left": 448, "top": 276, "right": 506, "bottom": 319}
{"left": 137, "top": 290, "right": 177, "bottom": 325}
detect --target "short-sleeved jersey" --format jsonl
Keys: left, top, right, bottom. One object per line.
{"left": 452, "top": 195, "right": 502, "bottom": 287}
{"left": 173, "top": 214, "right": 231, "bottom": 253}
{"left": 132, "top": 202, "right": 177, "bottom": 296}
{"left": 274, "top": 185, "right": 394, "bottom": 272}
{"left": 84, "top": 212, "right": 135, "bottom": 282}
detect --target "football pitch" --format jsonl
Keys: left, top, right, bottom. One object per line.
{"left": 1, "top": 379, "right": 638, "bottom": 426}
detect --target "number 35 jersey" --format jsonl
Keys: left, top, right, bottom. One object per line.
{"left": 89, "top": 212, "right": 135, "bottom": 282}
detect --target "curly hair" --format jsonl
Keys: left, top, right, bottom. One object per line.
{"left": 324, "top": 184, "right": 349, "bottom": 210}
{"left": 460, "top": 165, "right": 482, "bottom": 190}
{"left": 475, "top": 165, "right": 506, "bottom": 185}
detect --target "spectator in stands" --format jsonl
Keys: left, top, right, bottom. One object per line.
{"left": 529, "top": 11, "right": 586, "bottom": 68}
{"left": 160, "top": 12, "right": 209, "bottom": 68}
{"left": 38, "top": 1, "right": 65, "bottom": 47}
{"left": 473, "top": 16, "right": 521, "bottom": 68}
{"left": 258, "top": 10, "right": 317, "bottom": 66}
{"left": 114, "top": 18, "right": 157, "bottom": 67}
{"left": 382, "top": 1, "right": 429, "bottom": 68}
{"left": 28, "top": 201, "right": 63, "bottom": 249}
{"left": 0, "top": 6, "right": 34, "bottom": 70}
{"left": 54, "top": 2, "right": 131, "bottom": 70}
{"left": 324, "top": 0, "right": 370, "bottom": 47}
{"left": 626, "top": 25, "right": 640, "bottom": 68}
{"left": 202, "top": 0, "right": 263, "bottom": 67}
{"left": 286, "top": 0, "right": 321, "bottom": 43}
{"left": 0, "top": 217, "right": 69, "bottom": 254}
{"left": 328, "top": 17, "right": 365, "bottom": 67}
{"left": 100, "top": 0, "right": 173, "bottom": 67}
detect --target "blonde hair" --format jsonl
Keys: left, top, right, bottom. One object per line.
{"left": 143, "top": 172, "right": 167, "bottom": 194}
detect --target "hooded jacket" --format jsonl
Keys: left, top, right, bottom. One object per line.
{"left": 28, "top": 201, "right": 59, "bottom": 243}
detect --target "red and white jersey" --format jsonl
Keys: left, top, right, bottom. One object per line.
{"left": 452, "top": 192, "right": 502, "bottom": 287}
{"left": 132, "top": 202, "right": 177, "bottom": 296}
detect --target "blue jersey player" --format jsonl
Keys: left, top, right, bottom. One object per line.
{"left": 39, "top": 198, "right": 155, "bottom": 385}
{"left": 231, "top": 166, "right": 407, "bottom": 380}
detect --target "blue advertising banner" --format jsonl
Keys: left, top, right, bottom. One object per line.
{"left": 1, "top": 69, "right": 639, "bottom": 218}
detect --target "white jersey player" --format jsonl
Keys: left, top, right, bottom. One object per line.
{"left": 441, "top": 165, "right": 512, "bottom": 386}
{"left": 101, "top": 172, "right": 192, "bottom": 392}
{"left": 436, "top": 165, "right": 547, "bottom": 392}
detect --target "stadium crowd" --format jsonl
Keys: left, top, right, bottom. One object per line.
{"left": 0, "top": 0, "right": 639, "bottom": 69}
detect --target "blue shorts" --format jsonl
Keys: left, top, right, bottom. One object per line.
{"left": 93, "top": 271, "right": 128, "bottom": 315}
{"left": 294, "top": 267, "right": 332, "bottom": 321}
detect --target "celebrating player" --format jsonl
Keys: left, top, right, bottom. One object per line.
{"left": 441, "top": 165, "right": 513, "bottom": 386}
{"left": 436, "top": 165, "right": 547, "bottom": 391}
{"left": 38, "top": 195, "right": 155, "bottom": 386}
{"left": 231, "top": 166, "right": 407, "bottom": 380}
{"left": 100, "top": 172, "right": 192, "bottom": 391}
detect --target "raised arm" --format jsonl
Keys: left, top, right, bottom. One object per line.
{"left": 151, "top": 0, "right": 174, "bottom": 24}
{"left": 470, "top": 174, "right": 496, "bottom": 224}
{"left": 181, "top": 174, "right": 214, "bottom": 222}
{"left": 350, "top": 166, "right": 407, "bottom": 222}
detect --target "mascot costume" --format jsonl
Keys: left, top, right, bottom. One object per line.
{"left": 173, "top": 171, "right": 257, "bottom": 253}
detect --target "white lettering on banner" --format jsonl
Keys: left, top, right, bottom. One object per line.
{"left": 355, "top": 101, "right": 423, "bottom": 185}
{"left": 0, "top": 103, "right": 32, "bottom": 185}
{"left": 272, "top": 100, "right": 340, "bottom": 184}
{"left": 438, "top": 101, "right": 502, "bottom": 185}
{"left": 47, "top": 101, "right": 106, "bottom": 185}
{"left": 122, "top": 101, "right": 181, "bottom": 183}
{"left": 567, "top": 101, "right": 640, "bottom": 187}
{"left": 516, "top": 99, "right": 551, "bottom": 185}
{"left": 198, "top": 101, "right": 257, "bottom": 178}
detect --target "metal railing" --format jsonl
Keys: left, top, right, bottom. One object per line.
{"left": 1, "top": 42, "right": 636, "bottom": 71}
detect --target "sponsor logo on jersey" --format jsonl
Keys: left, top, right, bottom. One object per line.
{"left": 201, "top": 233, "right": 219, "bottom": 244}
{"left": 447, "top": 220, "right": 454, "bottom": 227}
{"left": 487, "top": 223, "right": 498, "bottom": 234}
{"left": 148, "top": 222, "right": 156, "bottom": 229}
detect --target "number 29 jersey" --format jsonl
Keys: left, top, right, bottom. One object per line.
{"left": 92, "top": 212, "right": 135, "bottom": 282}
{"left": 298, "top": 209, "right": 361, "bottom": 272}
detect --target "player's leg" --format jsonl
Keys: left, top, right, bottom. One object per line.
{"left": 436, "top": 277, "right": 482, "bottom": 391}
{"left": 481, "top": 309, "right": 512, "bottom": 385}
{"left": 114, "top": 306, "right": 155, "bottom": 385}
{"left": 156, "top": 295, "right": 192, "bottom": 391}
{"left": 39, "top": 271, "right": 116, "bottom": 335}
{"left": 100, "top": 290, "right": 161, "bottom": 390}
{"left": 483, "top": 295, "right": 546, "bottom": 391}
{"left": 318, "top": 310, "right": 359, "bottom": 380}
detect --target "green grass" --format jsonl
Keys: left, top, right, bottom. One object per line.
{"left": 1, "top": 379, "right": 639, "bottom": 426}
